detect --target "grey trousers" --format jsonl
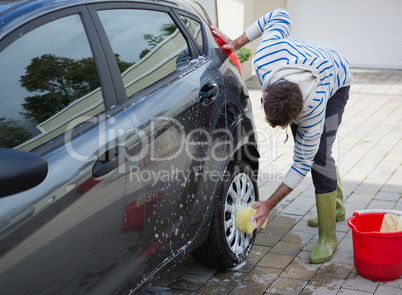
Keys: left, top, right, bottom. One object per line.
{"left": 291, "top": 86, "right": 350, "bottom": 194}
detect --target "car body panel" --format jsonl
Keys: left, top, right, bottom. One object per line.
{"left": 0, "top": 111, "right": 142, "bottom": 294}
{"left": 0, "top": 0, "right": 259, "bottom": 294}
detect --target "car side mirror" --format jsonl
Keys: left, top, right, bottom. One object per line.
{"left": 0, "top": 148, "right": 48, "bottom": 198}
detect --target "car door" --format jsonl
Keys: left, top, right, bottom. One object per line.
{"left": 0, "top": 6, "right": 144, "bottom": 295}
{"left": 90, "top": 3, "right": 229, "bottom": 279}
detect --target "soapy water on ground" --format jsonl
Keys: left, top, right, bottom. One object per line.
{"left": 227, "top": 260, "right": 247, "bottom": 271}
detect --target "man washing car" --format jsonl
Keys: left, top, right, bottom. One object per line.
{"left": 211, "top": 8, "right": 352, "bottom": 264}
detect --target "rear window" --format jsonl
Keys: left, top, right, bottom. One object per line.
{"left": 180, "top": 15, "right": 204, "bottom": 54}
{"left": 98, "top": 9, "right": 195, "bottom": 98}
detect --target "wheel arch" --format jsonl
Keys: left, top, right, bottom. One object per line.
{"left": 231, "top": 143, "right": 260, "bottom": 176}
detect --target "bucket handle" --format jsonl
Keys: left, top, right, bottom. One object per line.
{"left": 349, "top": 209, "right": 402, "bottom": 236}
{"left": 355, "top": 209, "right": 402, "bottom": 216}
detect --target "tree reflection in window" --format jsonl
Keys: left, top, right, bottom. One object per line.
{"left": 139, "top": 23, "right": 180, "bottom": 59}
{"left": 18, "top": 53, "right": 132, "bottom": 125}
{"left": 0, "top": 118, "right": 31, "bottom": 148}
{"left": 0, "top": 54, "right": 132, "bottom": 148}
{"left": 0, "top": 13, "right": 112, "bottom": 150}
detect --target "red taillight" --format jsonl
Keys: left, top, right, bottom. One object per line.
{"left": 213, "top": 35, "right": 243, "bottom": 75}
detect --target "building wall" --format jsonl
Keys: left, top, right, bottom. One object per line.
{"left": 195, "top": 0, "right": 217, "bottom": 24}
{"left": 212, "top": 0, "right": 402, "bottom": 70}
{"left": 216, "top": 0, "right": 286, "bottom": 79}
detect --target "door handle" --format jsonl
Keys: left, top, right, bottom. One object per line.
{"left": 199, "top": 83, "right": 218, "bottom": 104}
{"left": 92, "top": 146, "right": 127, "bottom": 178}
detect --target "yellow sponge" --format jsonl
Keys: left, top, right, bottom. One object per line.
{"left": 235, "top": 202, "right": 267, "bottom": 233}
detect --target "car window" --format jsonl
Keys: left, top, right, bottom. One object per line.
{"left": 97, "top": 9, "right": 194, "bottom": 98}
{"left": 180, "top": 16, "right": 204, "bottom": 54}
{"left": 0, "top": 14, "right": 104, "bottom": 152}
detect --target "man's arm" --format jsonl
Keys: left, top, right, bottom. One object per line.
{"left": 210, "top": 8, "right": 292, "bottom": 52}
{"left": 252, "top": 182, "right": 293, "bottom": 228}
{"left": 210, "top": 25, "right": 250, "bottom": 52}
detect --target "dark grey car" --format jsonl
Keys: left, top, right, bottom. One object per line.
{"left": 0, "top": 0, "right": 260, "bottom": 293}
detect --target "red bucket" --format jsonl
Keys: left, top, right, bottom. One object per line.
{"left": 348, "top": 209, "right": 402, "bottom": 281}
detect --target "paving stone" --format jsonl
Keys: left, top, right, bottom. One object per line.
{"left": 263, "top": 214, "right": 301, "bottom": 236}
{"left": 300, "top": 275, "right": 345, "bottom": 294}
{"left": 212, "top": 268, "right": 247, "bottom": 286}
{"left": 292, "top": 250, "right": 314, "bottom": 263}
{"left": 142, "top": 286, "right": 194, "bottom": 294}
{"left": 330, "top": 247, "right": 355, "bottom": 267}
{"left": 281, "top": 251, "right": 321, "bottom": 280}
{"left": 169, "top": 273, "right": 212, "bottom": 291}
{"left": 337, "top": 288, "right": 371, "bottom": 294}
{"left": 194, "top": 283, "right": 233, "bottom": 295}
{"left": 374, "top": 285, "right": 402, "bottom": 295}
{"left": 185, "top": 263, "right": 217, "bottom": 277}
{"left": 281, "top": 229, "right": 316, "bottom": 247}
{"left": 316, "top": 263, "right": 354, "bottom": 280}
{"left": 335, "top": 219, "right": 350, "bottom": 233}
{"left": 228, "top": 257, "right": 259, "bottom": 273}
{"left": 150, "top": 276, "right": 171, "bottom": 288}
{"left": 243, "top": 266, "right": 282, "bottom": 284}
{"left": 281, "top": 196, "right": 315, "bottom": 216}
{"left": 280, "top": 263, "right": 317, "bottom": 281}
{"left": 379, "top": 278, "right": 402, "bottom": 289}
{"left": 367, "top": 199, "right": 396, "bottom": 210}
{"left": 343, "top": 270, "right": 380, "bottom": 293}
{"left": 257, "top": 252, "right": 294, "bottom": 269}
{"left": 374, "top": 192, "right": 401, "bottom": 202}
{"left": 228, "top": 280, "right": 268, "bottom": 295}
{"left": 344, "top": 193, "right": 375, "bottom": 213}
{"left": 249, "top": 245, "right": 272, "bottom": 259}
{"left": 266, "top": 277, "right": 307, "bottom": 295}
{"left": 234, "top": 245, "right": 272, "bottom": 273}
{"left": 254, "top": 232, "right": 282, "bottom": 247}
{"left": 342, "top": 181, "right": 361, "bottom": 200}
{"left": 195, "top": 270, "right": 246, "bottom": 294}
{"left": 293, "top": 216, "right": 320, "bottom": 234}
{"left": 353, "top": 181, "right": 384, "bottom": 196}
{"left": 394, "top": 198, "right": 402, "bottom": 210}
{"left": 270, "top": 241, "right": 303, "bottom": 256}
{"left": 337, "top": 231, "right": 353, "bottom": 250}
{"left": 163, "top": 263, "right": 191, "bottom": 280}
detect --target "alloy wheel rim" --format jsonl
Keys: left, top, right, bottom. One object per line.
{"left": 223, "top": 172, "right": 256, "bottom": 255}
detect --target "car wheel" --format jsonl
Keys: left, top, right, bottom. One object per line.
{"left": 192, "top": 161, "right": 258, "bottom": 268}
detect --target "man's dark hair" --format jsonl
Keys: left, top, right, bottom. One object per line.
{"left": 263, "top": 80, "right": 304, "bottom": 128}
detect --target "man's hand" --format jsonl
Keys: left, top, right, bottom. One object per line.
{"left": 251, "top": 183, "right": 293, "bottom": 229}
{"left": 251, "top": 201, "right": 271, "bottom": 229}
{"left": 210, "top": 25, "right": 236, "bottom": 51}
{"left": 210, "top": 25, "right": 250, "bottom": 52}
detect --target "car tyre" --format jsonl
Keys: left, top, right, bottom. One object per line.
{"left": 192, "top": 161, "right": 258, "bottom": 268}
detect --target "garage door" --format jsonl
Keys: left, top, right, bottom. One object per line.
{"left": 287, "top": 0, "right": 402, "bottom": 69}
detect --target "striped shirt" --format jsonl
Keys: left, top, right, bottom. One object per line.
{"left": 245, "top": 9, "right": 353, "bottom": 189}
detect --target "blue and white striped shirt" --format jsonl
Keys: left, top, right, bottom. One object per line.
{"left": 245, "top": 9, "right": 353, "bottom": 189}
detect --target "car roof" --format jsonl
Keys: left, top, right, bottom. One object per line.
{"left": 0, "top": 0, "right": 187, "bottom": 11}
{"left": 0, "top": 0, "right": 24, "bottom": 13}
{"left": 0, "top": 0, "right": 197, "bottom": 40}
